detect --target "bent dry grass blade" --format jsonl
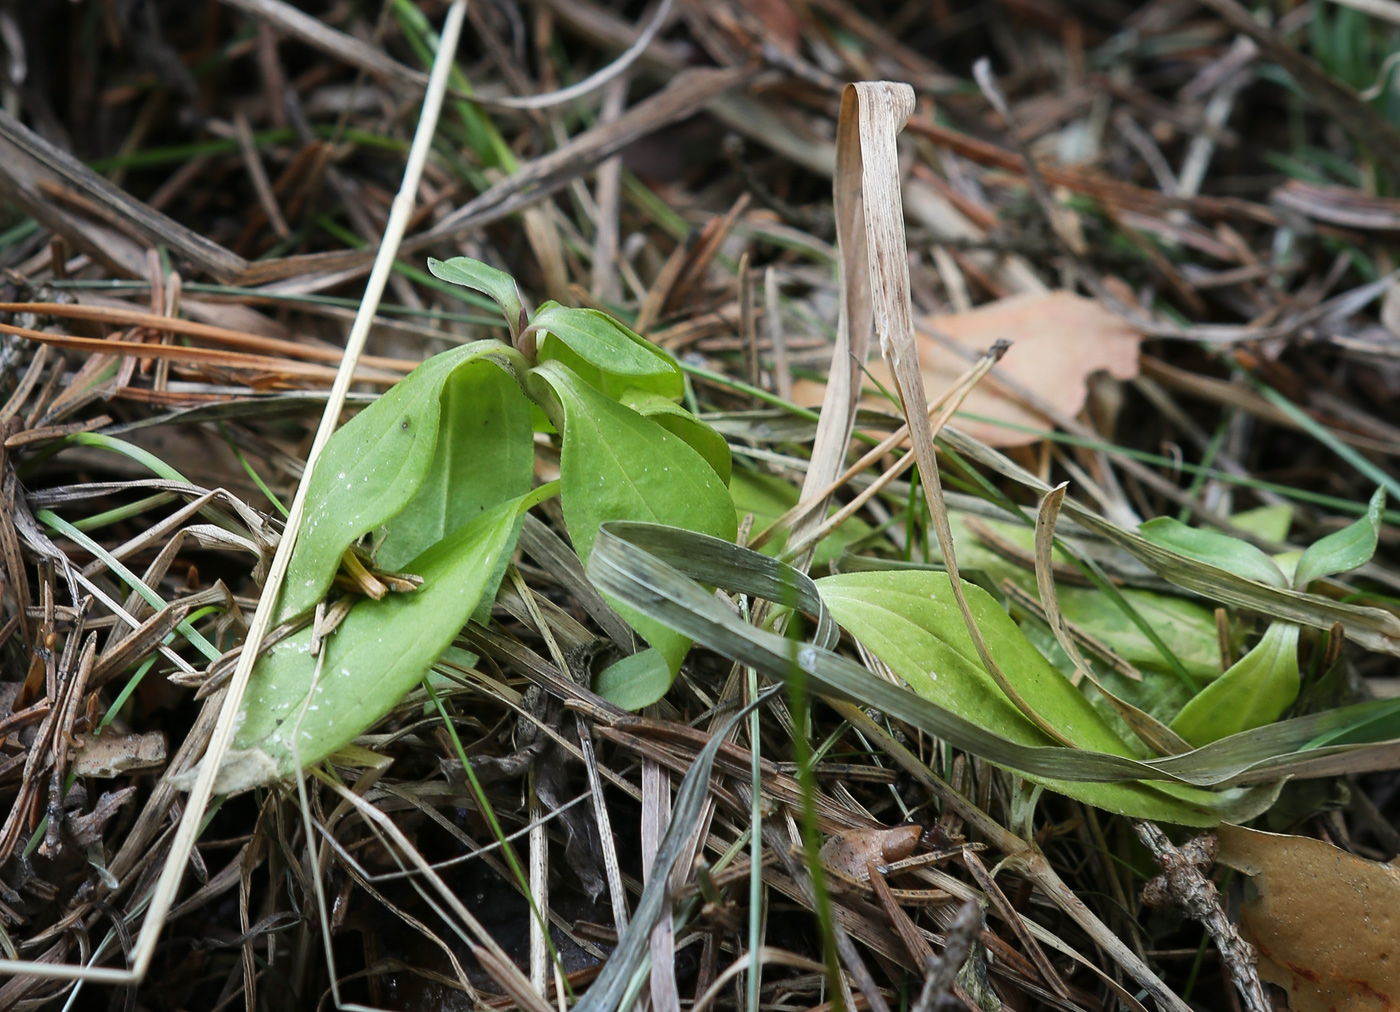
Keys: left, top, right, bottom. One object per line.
{"left": 585, "top": 523, "right": 1400, "bottom": 810}
{"left": 835, "top": 81, "right": 1076, "bottom": 748}
{"left": 1034, "top": 485, "right": 1192, "bottom": 757}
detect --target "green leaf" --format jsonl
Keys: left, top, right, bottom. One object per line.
{"left": 1171, "top": 622, "right": 1301, "bottom": 747}
{"left": 279, "top": 341, "right": 527, "bottom": 622}
{"left": 818, "top": 571, "right": 1138, "bottom": 758}
{"left": 529, "top": 360, "right": 736, "bottom": 707}
{"left": 585, "top": 525, "right": 1285, "bottom": 825}
{"left": 1293, "top": 488, "right": 1385, "bottom": 589}
{"left": 1139, "top": 517, "right": 1288, "bottom": 589}
{"left": 815, "top": 570, "right": 1244, "bottom": 820}
{"left": 376, "top": 357, "right": 534, "bottom": 571}
{"left": 427, "top": 257, "right": 527, "bottom": 339}
{"left": 1229, "top": 504, "right": 1294, "bottom": 543}
{"left": 590, "top": 649, "right": 673, "bottom": 712}
{"left": 1055, "top": 585, "right": 1226, "bottom": 684}
{"left": 215, "top": 496, "right": 528, "bottom": 793}
{"left": 730, "top": 469, "right": 878, "bottom": 568}
{"left": 621, "top": 390, "right": 731, "bottom": 484}
{"left": 935, "top": 512, "right": 1227, "bottom": 682}
{"left": 528, "top": 305, "right": 683, "bottom": 400}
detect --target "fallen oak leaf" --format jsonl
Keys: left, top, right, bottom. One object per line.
{"left": 910, "top": 291, "right": 1142, "bottom": 447}
{"left": 1217, "top": 823, "right": 1400, "bottom": 1012}
{"left": 818, "top": 824, "right": 921, "bottom": 881}
{"left": 795, "top": 290, "right": 1142, "bottom": 447}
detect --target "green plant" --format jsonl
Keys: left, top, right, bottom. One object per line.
{"left": 214, "top": 257, "right": 735, "bottom": 792}
{"left": 1141, "top": 488, "right": 1385, "bottom": 746}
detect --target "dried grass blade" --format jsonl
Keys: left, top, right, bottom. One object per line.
{"left": 0, "top": 343, "right": 48, "bottom": 424}
{"left": 0, "top": 110, "right": 247, "bottom": 281}
{"left": 1035, "top": 485, "right": 1190, "bottom": 757}
{"left": 219, "top": 0, "right": 429, "bottom": 91}
{"left": 863, "top": 862, "right": 934, "bottom": 968}
{"left": 777, "top": 345, "right": 1003, "bottom": 562}
{"left": 88, "top": 605, "right": 190, "bottom": 691}
{"left": 960, "top": 848, "right": 1067, "bottom": 997}
{"left": 785, "top": 83, "right": 877, "bottom": 570}
{"left": 846, "top": 81, "right": 1074, "bottom": 747}
{"left": 572, "top": 686, "right": 781, "bottom": 1012}
{"left": 642, "top": 751, "right": 679, "bottom": 1012}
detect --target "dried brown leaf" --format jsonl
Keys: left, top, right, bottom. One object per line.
{"left": 859, "top": 291, "right": 1141, "bottom": 447}
{"left": 818, "top": 825, "right": 921, "bottom": 880}
{"left": 1217, "top": 824, "right": 1400, "bottom": 1011}
{"left": 71, "top": 731, "right": 167, "bottom": 778}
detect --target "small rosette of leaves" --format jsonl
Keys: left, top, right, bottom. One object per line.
{"left": 1141, "top": 488, "right": 1385, "bottom": 745}
{"left": 218, "top": 258, "right": 737, "bottom": 790}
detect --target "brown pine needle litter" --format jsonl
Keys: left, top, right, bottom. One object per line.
{"left": 0, "top": 3, "right": 1399, "bottom": 1011}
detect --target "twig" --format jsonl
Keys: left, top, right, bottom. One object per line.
{"left": 1134, "top": 822, "right": 1269, "bottom": 1012}
{"left": 910, "top": 900, "right": 979, "bottom": 1012}
{"left": 233, "top": 111, "right": 290, "bottom": 239}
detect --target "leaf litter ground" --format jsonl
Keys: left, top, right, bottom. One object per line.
{"left": 1, "top": 2, "right": 1399, "bottom": 1011}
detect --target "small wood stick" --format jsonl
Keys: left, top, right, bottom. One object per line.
{"left": 1135, "top": 822, "right": 1269, "bottom": 1012}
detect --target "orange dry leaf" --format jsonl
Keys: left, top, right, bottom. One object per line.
{"left": 818, "top": 825, "right": 921, "bottom": 881}
{"left": 795, "top": 291, "right": 1143, "bottom": 446}
{"left": 1217, "top": 824, "right": 1400, "bottom": 1012}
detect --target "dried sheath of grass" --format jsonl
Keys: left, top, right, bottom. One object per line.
{"left": 1033, "top": 484, "right": 1191, "bottom": 757}
{"left": 839, "top": 81, "right": 1077, "bottom": 748}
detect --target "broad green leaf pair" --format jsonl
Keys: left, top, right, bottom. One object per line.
{"left": 1140, "top": 488, "right": 1385, "bottom": 746}
{"left": 278, "top": 340, "right": 533, "bottom": 621}
{"left": 216, "top": 494, "right": 533, "bottom": 793}
{"left": 815, "top": 570, "right": 1257, "bottom": 821}
{"left": 587, "top": 521, "right": 1400, "bottom": 827}
{"left": 216, "top": 257, "right": 736, "bottom": 790}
